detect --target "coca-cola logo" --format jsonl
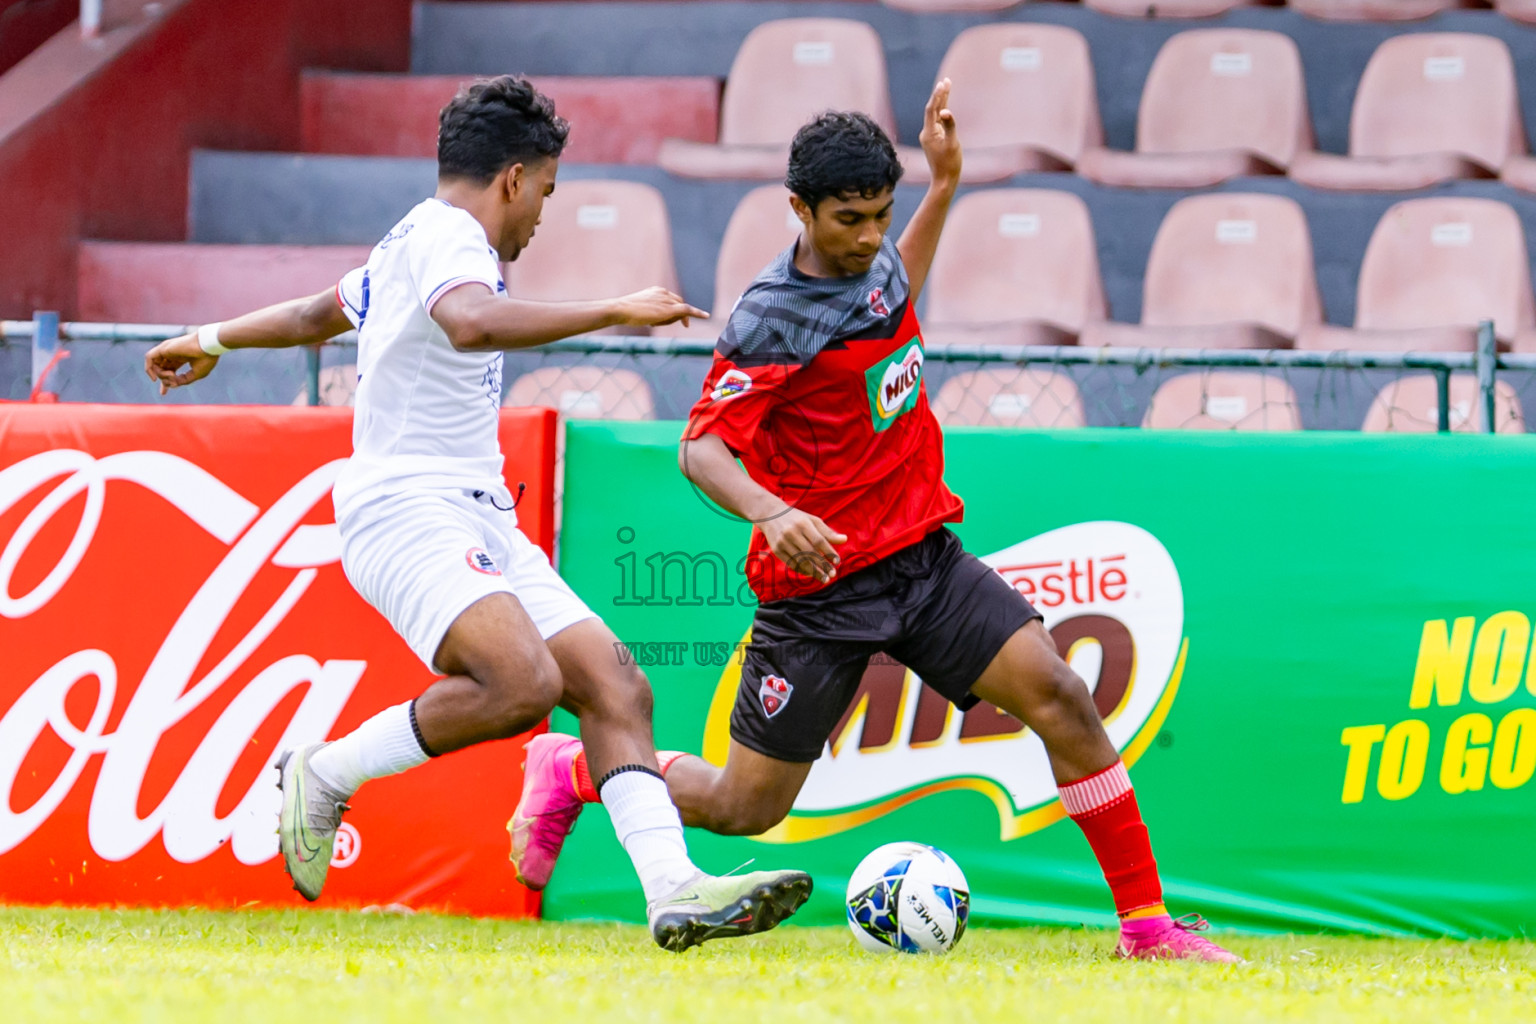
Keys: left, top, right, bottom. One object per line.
{"left": 0, "top": 450, "right": 363, "bottom": 865}
{"left": 700, "top": 521, "right": 1187, "bottom": 843}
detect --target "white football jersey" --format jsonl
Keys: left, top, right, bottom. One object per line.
{"left": 330, "top": 198, "right": 509, "bottom": 518}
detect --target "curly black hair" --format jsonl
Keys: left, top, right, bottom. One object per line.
{"left": 437, "top": 75, "right": 570, "bottom": 185}
{"left": 785, "top": 111, "right": 904, "bottom": 211}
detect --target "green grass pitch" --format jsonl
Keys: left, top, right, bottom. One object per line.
{"left": 3, "top": 907, "right": 1533, "bottom": 1024}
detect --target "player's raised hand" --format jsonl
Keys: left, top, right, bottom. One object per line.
{"left": 613, "top": 286, "right": 709, "bottom": 329}
{"left": 144, "top": 332, "right": 218, "bottom": 396}
{"left": 760, "top": 508, "right": 848, "bottom": 584}
{"left": 919, "top": 77, "right": 962, "bottom": 189}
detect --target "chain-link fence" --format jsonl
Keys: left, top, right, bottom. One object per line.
{"left": 4, "top": 315, "right": 1533, "bottom": 435}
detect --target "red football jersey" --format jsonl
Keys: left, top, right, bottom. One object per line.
{"left": 684, "top": 244, "right": 963, "bottom": 603}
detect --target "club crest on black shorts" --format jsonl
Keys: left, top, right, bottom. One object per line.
{"left": 759, "top": 674, "right": 793, "bottom": 718}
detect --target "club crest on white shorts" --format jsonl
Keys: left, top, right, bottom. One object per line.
{"left": 465, "top": 548, "right": 501, "bottom": 576}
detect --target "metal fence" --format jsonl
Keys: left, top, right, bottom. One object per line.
{"left": 4, "top": 314, "right": 1533, "bottom": 435}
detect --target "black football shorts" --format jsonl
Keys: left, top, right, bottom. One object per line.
{"left": 729, "top": 527, "right": 1042, "bottom": 763}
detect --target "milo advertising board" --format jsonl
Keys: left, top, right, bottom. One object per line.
{"left": 546, "top": 422, "right": 1536, "bottom": 938}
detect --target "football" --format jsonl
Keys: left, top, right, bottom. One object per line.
{"left": 844, "top": 842, "right": 971, "bottom": 954}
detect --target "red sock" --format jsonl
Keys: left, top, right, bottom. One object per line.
{"left": 1059, "top": 760, "right": 1164, "bottom": 917}
{"left": 573, "top": 749, "right": 691, "bottom": 804}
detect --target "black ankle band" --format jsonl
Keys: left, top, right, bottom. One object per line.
{"left": 595, "top": 763, "right": 664, "bottom": 790}
{"left": 408, "top": 699, "right": 440, "bottom": 758}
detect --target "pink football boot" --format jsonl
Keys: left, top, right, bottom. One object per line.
{"left": 507, "top": 733, "right": 586, "bottom": 890}
{"left": 1116, "top": 913, "right": 1243, "bottom": 963}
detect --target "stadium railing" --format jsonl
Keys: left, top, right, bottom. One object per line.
{"left": 2, "top": 314, "right": 1529, "bottom": 435}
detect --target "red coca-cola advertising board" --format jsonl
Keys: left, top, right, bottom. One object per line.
{"left": 0, "top": 403, "right": 558, "bottom": 916}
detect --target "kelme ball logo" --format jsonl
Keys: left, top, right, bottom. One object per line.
{"left": 701, "top": 521, "right": 1187, "bottom": 843}
{"left": 865, "top": 340, "right": 924, "bottom": 432}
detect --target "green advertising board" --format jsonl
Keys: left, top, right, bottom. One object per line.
{"left": 545, "top": 421, "right": 1536, "bottom": 938}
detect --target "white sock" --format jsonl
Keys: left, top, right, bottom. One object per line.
{"left": 600, "top": 768, "right": 699, "bottom": 904}
{"left": 308, "top": 701, "right": 431, "bottom": 796}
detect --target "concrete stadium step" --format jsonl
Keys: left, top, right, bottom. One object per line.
{"left": 186, "top": 149, "right": 1536, "bottom": 327}
{"left": 78, "top": 241, "right": 371, "bottom": 324}
{"left": 300, "top": 72, "right": 720, "bottom": 163}
{"left": 408, "top": 2, "right": 1535, "bottom": 157}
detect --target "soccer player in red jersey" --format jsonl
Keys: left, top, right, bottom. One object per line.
{"left": 514, "top": 80, "right": 1239, "bottom": 962}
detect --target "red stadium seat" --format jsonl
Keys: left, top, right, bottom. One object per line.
{"left": 656, "top": 185, "right": 802, "bottom": 339}
{"left": 291, "top": 366, "right": 359, "bottom": 408}
{"left": 930, "top": 368, "right": 1085, "bottom": 428}
{"left": 77, "top": 242, "right": 370, "bottom": 324}
{"left": 505, "top": 366, "right": 656, "bottom": 420}
{"left": 658, "top": 19, "right": 926, "bottom": 181}
{"left": 1080, "top": 193, "right": 1321, "bottom": 350}
{"left": 1289, "top": 34, "right": 1524, "bottom": 192}
{"left": 935, "top": 24, "right": 1103, "bottom": 178}
{"left": 1361, "top": 374, "right": 1525, "bottom": 433}
{"left": 1077, "top": 30, "right": 1310, "bottom": 189}
{"left": 1143, "top": 372, "right": 1303, "bottom": 431}
{"left": 1291, "top": 0, "right": 1489, "bottom": 21}
{"left": 879, "top": 0, "right": 1024, "bottom": 9}
{"left": 502, "top": 180, "right": 678, "bottom": 335}
{"left": 923, "top": 189, "right": 1106, "bottom": 348}
{"left": 1297, "top": 198, "right": 1536, "bottom": 352}
{"left": 1497, "top": 0, "right": 1536, "bottom": 23}
{"left": 1085, "top": 0, "right": 1282, "bottom": 18}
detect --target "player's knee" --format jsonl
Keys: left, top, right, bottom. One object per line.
{"left": 1035, "top": 661, "right": 1099, "bottom": 731}
{"left": 484, "top": 655, "right": 563, "bottom": 737}
{"left": 610, "top": 661, "right": 655, "bottom": 722}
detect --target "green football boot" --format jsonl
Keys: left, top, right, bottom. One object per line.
{"left": 648, "top": 869, "right": 813, "bottom": 953}
{"left": 276, "top": 743, "right": 352, "bottom": 902}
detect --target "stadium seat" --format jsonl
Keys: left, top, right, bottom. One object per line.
{"left": 1079, "top": 194, "right": 1321, "bottom": 350}
{"left": 1076, "top": 30, "right": 1309, "bottom": 189}
{"left": 930, "top": 368, "right": 1085, "bottom": 428}
{"left": 923, "top": 189, "right": 1106, "bottom": 348}
{"left": 1297, "top": 198, "right": 1536, "bottom": 352}
{"left": 879, "top": 0, "right": 1023, "bottom": 10}
{"left": 291, "top": 366, "right": 359, "bottom": 408}
{"left": 657, "top": 19, "right": 933, "bottom": 182}
{"left": 1288, "top": 34, "right": 1523, "bottom": 192}
{"left": 1084, "top": 0, "right": 1282, "bottom": 18}
{"left": 1143, "top": 372, "right": 1303, "bottom": 430}
{"left": 657, "top": 186, "right": 802, "bottom": 339}
{"left": 505, "top": 366, "right": 656, "bottom": 419}
{"left": 1290, "top": 0, "right": 1489, "bottom": 21}
{"left": 1360, "top": 374, "right": 1525, "bottom": 433}
{"left": 1497, "top": 0, "right": 1536, "bottom": 23}
{"left": 77, "top": 242, "right": 370, "bottom": 323}
{"left": 934, "top": 25, "right": 1102, "bottom": 178}
{"left": 501, "top": 180, "right": 678, "bottom": 335}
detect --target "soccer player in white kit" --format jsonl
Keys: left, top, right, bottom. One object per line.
{"left": 144, "top": 76, "right": 810, "bottom": 951}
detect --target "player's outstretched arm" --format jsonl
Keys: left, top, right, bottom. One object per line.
{"left": 678, "top": 431, "right": 847, "bottom": 584}
{"left": 897, "top": 77, "right": 962, "bottom": 304}
{"left": 143, "top": 287, "right": 355, "bottom": 395}
{"left": 432, "top": 283, "right": 707, "bottom": 352}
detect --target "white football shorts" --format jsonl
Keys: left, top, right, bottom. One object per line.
{"left": 337, "top": 485, "right": 595, "bottom": 673}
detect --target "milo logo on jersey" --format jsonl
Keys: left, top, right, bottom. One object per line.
{"left": 865, "top": 339, "right": 925, "bottom": 432}
{"left": 701, "top": 521, "right": 1188, "bottom": 843}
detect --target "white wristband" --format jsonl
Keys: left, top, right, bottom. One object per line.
{"left": 197, "top": 322, "right": 229, "bottom": 356}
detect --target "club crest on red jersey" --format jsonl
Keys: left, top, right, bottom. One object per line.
{"left": 466, "top": 548, "right": 501, "bottom": 575}
{"left": 759, "top": 674, "right": 793, "bottom": 718}
{"left": 868, "top": 287, "right": 890, "bottom": 317}
{"left": 711, "top": 368, "right": 754, "bottom": 402}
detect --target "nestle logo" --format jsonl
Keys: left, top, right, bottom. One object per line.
{"left": 993, "top": 555, "right": 1128, "bottom": 608}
